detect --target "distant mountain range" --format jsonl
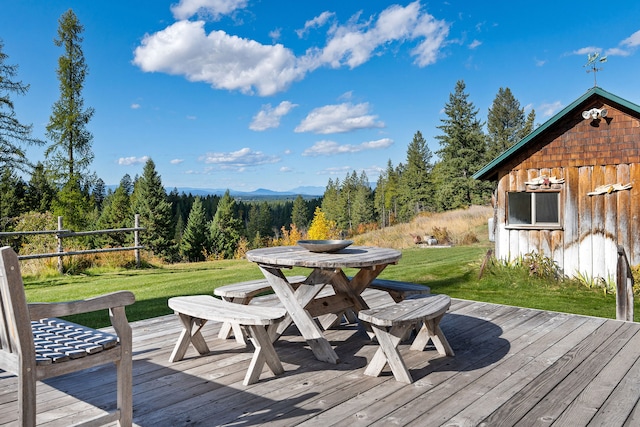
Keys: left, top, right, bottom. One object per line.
{"left": 164, "top": 186, "right": 326, "bottom": 198}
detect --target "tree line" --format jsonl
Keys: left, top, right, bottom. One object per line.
{"left": 1, "top": 9, "right": 535, "bottom": 264}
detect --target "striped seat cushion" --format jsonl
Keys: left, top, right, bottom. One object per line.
{"left": 31, "top": 318, "right": 118, "bottom": 365}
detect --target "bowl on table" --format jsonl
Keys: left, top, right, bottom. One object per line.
{"left": 297, "top": 240, "right": 353, "bottom": 253}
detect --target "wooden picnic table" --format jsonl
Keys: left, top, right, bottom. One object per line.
{"left": 245, "top": 245, "right": 402, "bottom": 364}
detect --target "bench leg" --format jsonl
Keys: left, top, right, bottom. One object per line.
{"left": 243, "top": 325, "right": 284, "bottom": 385}
{"left": 170, "top": 313, "right": 210, "bottom": 362}
{"left": 410, "top": 314, "right": 454, "bottom": 356}
{"left": 365, "top": 323, "right": 415, "bottom": 384}
{"left": 218, "top": 296, "right": 251, "bottom": 345}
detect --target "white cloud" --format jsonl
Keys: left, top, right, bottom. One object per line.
{"left": 572, "top": 46, "right": 601, "bottom": 56}
{"left": 134, "top": 1, "right": 450, "bottom": 96}
{"left": 130, "top": 103, "right": 141, "bottom": 109}
{"left": 310, "top": 1, "right": 449, "bottom": 69}
{"left": 295, "top": 102, "right": 384, "bottom": 134}
{"left": 605, "top": 47, "right": 631, "bottom": 57}
{"left": 118, "top": 156, "right": 149, "bottom": 166}
{"left": 318, "top": 166, "right": 353, "bottom": 175}
{"left": 170, "top": 159, "right": 184, "bottom": 164}
{"left": 296, "top": 11, "right": 335, "bottom": 38}
{"left": 302, "top": 138, "right": 393, "bottom": 156}
{"left": 621, "top": 30, "right": 640, "bottom": 48}
{"left": 534, "top": 58, "right": 546, "bottom": 67}
{"left": 538, "top": 101, "right": 563, "bottom": 118}
{"left": 250, "top": 101, "right": 298, "bottom": 131}
{"left": 468, "top": 39, "right": 481, "bottom": 49}
{"left": 269, "top": 28, "right": 282, "bottom": 42}
{"left": 133, "top": 21, "right": 305, "bottom": 96}
{"left": 170, "top": 0, "right": 248, "bottom": 20}
{"left": 199, "top": 147, "right": 280, "bottom": 171}
{"left": 280, "top": 166, "right": 292, "bottom": 172}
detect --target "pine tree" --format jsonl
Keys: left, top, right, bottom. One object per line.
{"left": 97, "top": 183, "right": 132, "bottom": 247}
{"left": 291, "top": 195, "right": 309, "bottom": 229}
{"left": 180, "top": 197, "right": 209, "bottom": 262}
{"left": 209, "top": 190, "right": 243, "bottom": 259}
{"left": 434, "top": 80, "right": 490, "bottom": 210}
{"left": 351, "top": 171, "right": 374, "bottom": 230}
{"left": 486, "top": 87, "right": 534, "bottom": 161}
{"left": 321, "top": 178, "right": 340, "bottom": 224}
{"left": 92, "top": 177, "right": 106, "bottom": 211}
{"left": 51, "top": 175, "right": 93, "bottom": 231}
{"left": 245, "top": 202, "right": 273, "bottom": 247}
{"left": 131, "top": 158, "right": 176, "bottom": 260}
{"left": 0, "top": 168, "right": 27, "bottom": 225}
{"left": 45, "top": 9, "right": 94, "bottom": 185}
{"left": 26, "top": 162, "right": 55, "bottom": 213}
{"left": 397, "top": 131, "right": 433, "bottom": 221}
{"left": 0, "top": 40, "right": 44, "bottom": 173}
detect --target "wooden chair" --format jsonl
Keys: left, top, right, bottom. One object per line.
{"left": 0, "top": 246, "right": 135, "bottom": 426}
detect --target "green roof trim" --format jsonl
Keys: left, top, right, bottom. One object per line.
{"left": 473, "top": 87, "right": 640, "bottom": 180}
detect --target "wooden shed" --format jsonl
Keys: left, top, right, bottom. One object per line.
{"left": 473, "top": 87, "right": 640, "bottom": 283}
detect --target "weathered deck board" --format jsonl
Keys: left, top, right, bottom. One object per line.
{"left": 1, "top": 290, "right": 640, "bottom": 426}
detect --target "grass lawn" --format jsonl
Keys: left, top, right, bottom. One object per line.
{"left": 23, "top": 242, "right": 638, "bottom": 329}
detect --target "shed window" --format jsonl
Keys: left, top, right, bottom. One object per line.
{"left": 507, "top": 192, "right": 560, "bottom": 227}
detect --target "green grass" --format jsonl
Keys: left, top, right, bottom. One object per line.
{"left": 23, "top": 243, "right": 638, "bottom": 328}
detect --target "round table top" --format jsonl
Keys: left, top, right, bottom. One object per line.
{"left": 245, "top": 245, "right": 402, "bottom": 269}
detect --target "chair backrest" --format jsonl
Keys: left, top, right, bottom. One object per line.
{"left": 0, "top": 246, "right": 36, "bottom": 371}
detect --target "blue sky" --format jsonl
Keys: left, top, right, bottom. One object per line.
{"left": 3, "top": 1, "right": 640, "bottom": 193}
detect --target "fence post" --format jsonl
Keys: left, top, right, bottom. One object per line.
{"left": 134, "top": 214, "right": 140, "bottom": 269}
{"left": 57, "top": 216, "right": 64, "bottom": 274}
{"left": 616, "top": 245, "right": 634, "bottom": 322}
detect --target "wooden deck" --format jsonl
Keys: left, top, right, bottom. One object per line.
{"left": 2, "top": 289, "right": 640, "bottom": 426}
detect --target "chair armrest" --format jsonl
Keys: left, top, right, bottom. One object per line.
{"left": 28, "top": 291, "right": 135, "bottom": 320}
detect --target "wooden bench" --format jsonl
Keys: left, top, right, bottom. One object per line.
{"left": 214, "top": 276, "right": 431, "bottom": 338}
{"left": 168, "top": 295, "right": 287, "bottom": 385}
{"left": 367, "top": 279, "right": 431, "bottom": 302}
{"left": 214, "top": 276, "right": 306, "bottom": 343}
{"left": 357, "top": 294, "right": 454, "bottom": 384}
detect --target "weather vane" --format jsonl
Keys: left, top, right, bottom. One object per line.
{"left": 584, "top": 52, "right": 607, "bottom": 87}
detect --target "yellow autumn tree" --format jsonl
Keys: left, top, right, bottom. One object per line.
{"left": 307, "top": 207, "right": 339, "bottom": 240}
{"left": 279, "top": 223, "right": 304, "bottom": 246}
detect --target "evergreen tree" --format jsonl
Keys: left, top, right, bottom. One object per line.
{"left": 373, "top": 160, "right": 400, "bottom": 227}
{"left": 92, "top": 177, "right": 106, "bottom": 211}
{"left": 0, "top": 40, "right": 44, "bottom": 173}
{"left": 291, "top": 195, "right": 309, "bottom": 229}
{"left": 397, "top": 131, "right": 433, "bottom": 221}
{"left": 486, "top": 87, "right": 534, "bottom": 161}
{"left": 173, "top": 211, "right": 185, "bottom": 246}
{"left": 321, "top": 178, "right": 340, "bottom": 224}
{"left": 434, "top": 80, "right": 490, "bottom": 210}
{"left": 0, "top": 168, "right": 27, "bottom": 226}
{"left": 131, "top": 158, "right": 176, "bottom": 260}
{"left": 523, "top": 109, "right": 536, "bottom": 138}
{"left": 337, "top": 172, "right": 358, "bottom": 231}
{"left": 26, "top": 162, "right": 55, "bottom": 213}
{"left": 180, "top": 197, "right": 209, "bottom": 262}
{"left": 45, "top": 9, "right": 94, "bottom": 185}
{"left": 209, "top": 190, "right": 243, "bottom": 259}
{"left": 245, "top": 202, "right": 273, "bottom": 247}
{"left": 97, "top": 183, "right": 132, "bottom": 247}
{"left": 351, "top": 171, "right": 374, "bottom": 229}
{"left": 51, "top": 175, "right": 93, "bottom": 231}
{"left": 119, "top": 174, "right": 133, "bottom": 195}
